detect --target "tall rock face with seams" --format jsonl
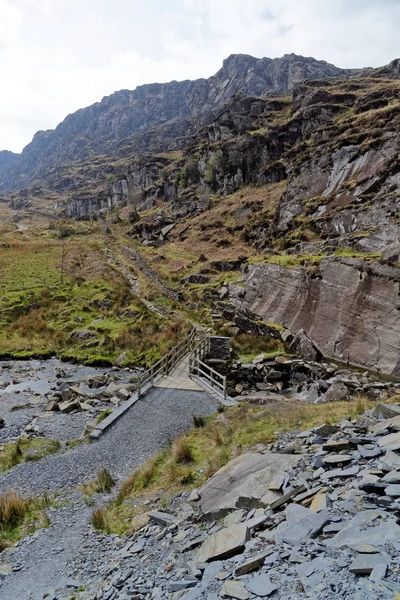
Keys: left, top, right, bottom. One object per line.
{"left": 0, "top": 54, "right": 357, "bottom": 193}
{"left": 228, "top": 258, "right": 400, "bottom": 376}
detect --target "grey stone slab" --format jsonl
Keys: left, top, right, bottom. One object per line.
{"left": 221, "top": 580, "right": 249, "bottom": 599}
{"left": 147, "top": 511, "right": 176, "bottom": 527}
{"left": 322, "top": 454, "right": 353, "bottom": 465}
{"left": 198, "top": 452, "right": 299, "bottom": 519}
{"left": 235, "top": 550, "right": 274, "bottom": 576}
{"left": 369, "top": 564, "right": 387, "bottom": 583}
{"left": 378, "top": 431, "right": 400, "bottom": 451}
{"left": 326, "top": 510, "right": 400, "bottom": 549}
{"left": 349, "top": 554, "right": 388, "bottom": 575}
{"left": 245, "top": 574, "right": 277, "bottom": 597}
{"left": 380, "top": 449, "right": 400, "bottom": 471}
{"left": 272, "top": 504, "right": 330, "bottom": 544}
{"left": 268, "top": 485, "right": 307, "bottom": 510}
{"left": 196, "top": 523, "right": 250, "bottom": 563}
{"left": 382, "top": 470, "right": 400, "bottom": 483}
{"left": 385, "top": 484, "right": 400, "bottom": 497}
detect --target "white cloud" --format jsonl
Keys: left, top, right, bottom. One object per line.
{"left": 0, "top": 0, "right": 399, "bottom": 152}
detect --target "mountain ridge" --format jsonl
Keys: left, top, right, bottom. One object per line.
{"left": 0, "top": 53, "right": 361, "bottom": 193}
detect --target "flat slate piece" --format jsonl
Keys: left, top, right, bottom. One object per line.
{"left": 349, "top": 554, "right": 388, "bottom": 575}
{"left": 326, "top": 510, "right": 400, "bottom": 549}
{"left": 245, "top": 574, "right": 278, "bottom": 597}
{"left": 198, "top": 452, "right": 299, "bottom": 519}
{"left": 221, "top": 580, "right": 249, "bottom": 599}
{"left": 273, "top": 504, "right": 330, "bottom": 544}
{"left": 378, "top": 431, "right": 400, "bottom": 451}
{"left": 196, "top": 523, "right": 250, "bottom": 563}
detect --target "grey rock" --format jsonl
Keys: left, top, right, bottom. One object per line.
{"left": 235, "top": 550, "right": 274, "bottom": 576}
{"left": 245, "top": 574, "right": 277, "bottom": 597}
{"left": 221, "top": 580, "right": 249, "bottom": 599}
{"left": 323, "top": 381, "right": 350, "bottom": 403}
{"left": 198, "top": 452, "right": 299, "bottom": 519}
{"left": 147, "top": 511, "right": 176, "bottom": 527}
{"left": 349, "top": 554, "right": 388, "bottom": 575}
{"left": 326, "top": 510, "right": 400, "bottom": 549}
{"left": 271, "top": 504, "right": 330, "bottom": 544}
{"left": 378, "top": 431, "right": 400, "bottom": 451}
{"left": 196, "top": 523, "right": 250, "bottom": 563}
{"left": 385, "top": 484, "right": 400, "bottom": 497}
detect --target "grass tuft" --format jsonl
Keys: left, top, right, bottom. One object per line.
{"left": 0, "top": 490, "right": 52, "bottom": 549}
{"left": 95, "top": 468, "right": 115, "bottom": 493}
{"left": 193, "top": 414, "right": 206, "bottom": 428}
{"left": 172, "top": 437, "right": 194, "bottom": 464}
{"left": 96, "top": 410, "right": 112, "bottom": 424}
{"left": 91, "top": 508, "right": 109, "bottom": 532}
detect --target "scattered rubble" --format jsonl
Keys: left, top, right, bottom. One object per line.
{"left": 14, "top": 399, "right": 400, "bottom": 600}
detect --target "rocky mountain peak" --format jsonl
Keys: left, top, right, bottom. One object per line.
{"left": 0, "top": 53, "right": 384, "bottom": 194}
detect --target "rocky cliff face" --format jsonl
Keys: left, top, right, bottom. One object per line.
{"left": 0, "top": 54, "right": 357, "bottom": 193}
{"left": 228, "top": 257, "right": 400, "bottom": 376}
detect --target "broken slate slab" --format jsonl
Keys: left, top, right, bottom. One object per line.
{"left": 198, "top": 452, "right": 299, "bottom": 519}
{"left": 245, "top": 574, "right": 278, "bottom": 597}
{"left": 147, "top": 511, "right": 176, "bottom": 527}
{"left": 235, "top": 550, "right": 274, "bottom": 576}
{"left": 385, "top": 484, "right": 400, "bottom": 497}
{"left": 268, "top": 485, "right": 307, "bottom": 510}
{"left": 322, "top": 454, "right": 353, "bottom": 465}
{"left": 270, "top": 504, "right": 330, "bottom": 544}
{"left": 326, "top": 510, "right": 400, "bottom": 549}
{"left": 196, "top": 523, "right": 250, "bottom": 563}
{"left": 378, "top": 431, "right": 400, "bottom": 451}
{"left": 221, "top": 580, "right": 249, "bottom": 600}
{"left": 349, "top": 553, "right": 388, "bottom": 575}
{"left": 381, "top": 449, "right": 400, "bottom": 471}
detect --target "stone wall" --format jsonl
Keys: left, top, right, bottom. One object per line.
{"left": 228, "top": 257, "right": 400, "bottom": 376}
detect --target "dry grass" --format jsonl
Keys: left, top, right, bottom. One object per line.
{"left": 96, "top": 394, "right": 392, "bottom": 536}
{"left": 172, "top": 437, "right": 195, "bottom": 464}
{"left": 0, "top": 490, "right": 51, "bottom": 549}
{"left": 91, "top": 508, "right": 109, "bottom": 532}
{"left": 193, "top": 414, "right": 206, "bottom": 428}
{"left": 82, "top": 467, "right": 115, "bottom": 496}
{"left": 95, "top": 468, "right": 115, "bottom": 493}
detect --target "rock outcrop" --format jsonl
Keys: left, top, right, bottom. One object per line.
{"left": 228, "top": 257, "right": 400, "bottom": 376}
{"left": 0, "top": 54, "right": 359, "bottom": 194}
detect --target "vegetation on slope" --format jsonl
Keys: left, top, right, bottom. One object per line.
{"left": 0, "top": 490, "right": 51, "bottom": 551}
{"left": 93, "top": 395, "right": 373, "bottom": 535}
{"left": 0, "top": 438, "right": 60, "bottom": 471}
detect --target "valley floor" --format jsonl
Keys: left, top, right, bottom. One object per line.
{"left": 0, "top": 381, "right": 218, "bottom": 600}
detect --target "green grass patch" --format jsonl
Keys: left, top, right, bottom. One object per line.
{"left": 0, "top": 437, "right": 60, "bottom": 471}
{"left": 0, "top": 490, "right": 52, "bottom": 550}
{"left": 94, "top": 395, "right": 382, "bottom": 535}
{"left": 96, "top": 410, "right": 112, "bottom": 424}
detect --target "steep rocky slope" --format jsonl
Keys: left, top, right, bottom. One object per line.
{"left": 1, "top": 55, "right": 400, "bottom": 377}
{"left": 0, "top": 54, "right": 358, "bottom": 193}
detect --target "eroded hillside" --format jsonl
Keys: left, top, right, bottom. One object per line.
{"left": 0, "top": 57, "right": 400, "bottom": 374}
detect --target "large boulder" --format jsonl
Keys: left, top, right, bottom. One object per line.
{"left": 323, "top": 381, "right": 349, "bottom": 403}
{"left": 289, "top": 329, "right": 322, "bottom": 362}
{"left": 198, "top": 452, "right": 299, "bottom": 520}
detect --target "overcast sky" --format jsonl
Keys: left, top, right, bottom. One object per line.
{"left": 1, "top": 0, "right": 399, "bottom": 153}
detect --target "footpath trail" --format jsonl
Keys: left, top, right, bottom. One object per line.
{"left": 0, "top": 387, "right": 218, "bottom": 600}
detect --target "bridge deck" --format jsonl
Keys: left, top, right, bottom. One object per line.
{"left": 154, "top": 355, "right": 204, "bottom": 391}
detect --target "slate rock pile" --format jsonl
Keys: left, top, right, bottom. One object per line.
{"left": 0, "top": 360, "right": 141, "bottom": 444}
{"left": 227, "top": 353, "right": 399, "bottom": 405}
{"left": 39, "top": 402, "right": 400, "bottom": 600}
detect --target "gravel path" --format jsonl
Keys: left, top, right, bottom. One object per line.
{"left": 0, "top": 388, "right": 218, "bottom": 495}
{"left": 0, "top": 388, "right": 218, "bottom": 600}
